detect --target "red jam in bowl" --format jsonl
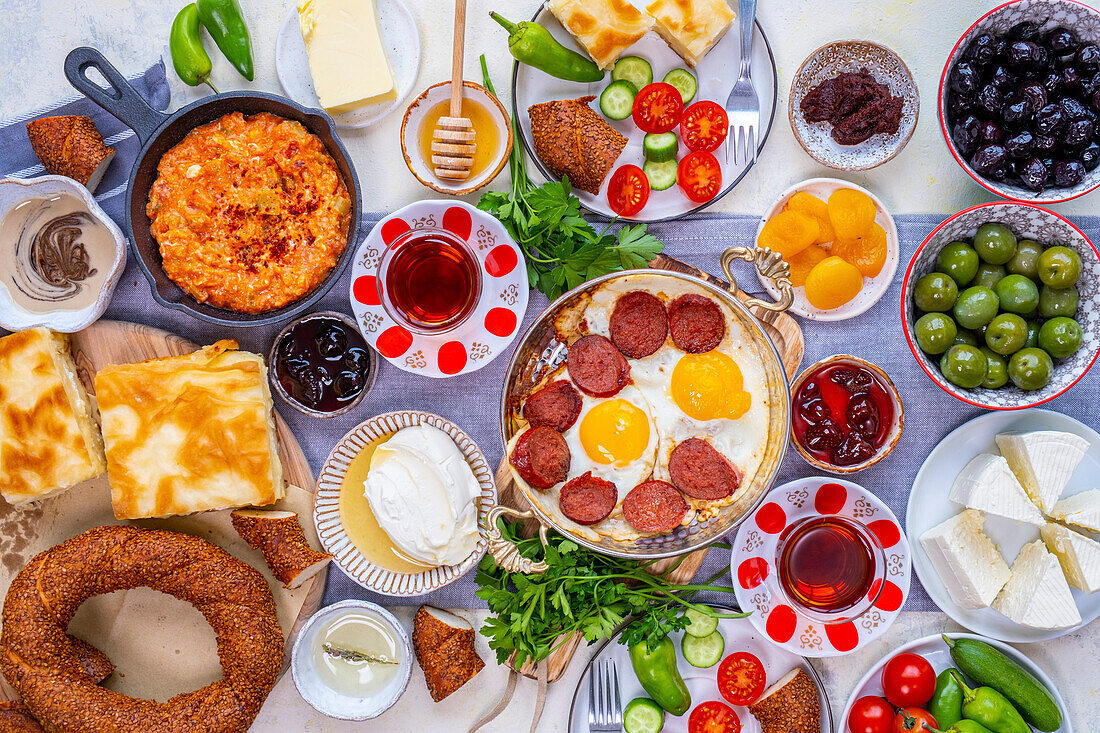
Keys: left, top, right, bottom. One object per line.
{"left": 792, "top": 363, "right": 893, "bottom": 467}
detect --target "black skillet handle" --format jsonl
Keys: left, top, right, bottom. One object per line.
{"left": 64, "top": 47, "right": 169, "bottom": 145}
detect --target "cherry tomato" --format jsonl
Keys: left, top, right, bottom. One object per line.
{"left": 881, "top": 653, "right": 936, "bottom": 708}
{"left": 847, "top": 695, "right": 893, "bottom": 733}
{"left": 677, "top": 151, "right": 722, "bottom": 203}
{"left": 717, "top": 652, "right": 767, "bottom": 706}
{"left": 680, "top": 101, "right": 729, "bottom": 152}
{"left": 688, "top": 701, "right": 741, "bottom": 733}
{"left": 632, "top": 82, "right": 684, "bottom": 133}
{"left": 607, "top": 164, "right": 650, "bottom": 217}
{"left": 892, "top": 707, "right": 937, "bottom": 733}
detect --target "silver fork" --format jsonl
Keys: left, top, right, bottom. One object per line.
{"left": 588, "top": 658, "right": 623, "bottom": 732}
{"left": 724, "top": 0, "right": 760, "bottom": 167}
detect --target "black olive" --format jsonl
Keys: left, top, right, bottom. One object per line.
{"left": 967, "top": 33, "right": 1001, "bottom": 66}
{"left": 1034, "top": 45, "right": 1052, "bottom": 72}
{"left": 971, "top": 143, "right": 1009, "bottom": 174}
{"left": 953, "top": 114, "right": 984, "bottom": 155}
{"left": 1043, "top": 69, "right": 1065, "bottom": 94}
{"left": 990, "top": 64, "right": 1019, "bottom": 90}
{"left": 1034, "top": 133, "right": 1058, "bottom": 153}
{"left": 951, "top": 62, "right": 982, "bottom": 97}
{"left": 1009, "top": 21, "right": 1040, "bottom": 41}
{"left": 977, "top": 84, "right": 1004, "bottom": 114}
{"left": 980, "top": 120, "right": 1005, "bottom": 143}
{"left": 1017, "top": 81, "right": 1048, "bottom": 113}
{"left": 948, "top": 93, "right": 979, "bottom": 123}
{"left": 343, "top": 347, "right": 371, "bottom": 373}
{"left": 1046, "top": 27, "right": 1079, "bottom": 55}
{"left": 1019, "top": 157, "right": 1048, "bottom": 191}
{"left": 1005, "top": 129, "right": 1036, "bottom": 158}
{"left": 1091, "top": 89, "right": 1100, "bottom": 113}
{"left": 1061, "top": 65, "right": 1085, "bottom": 95}
{"left": 1077, "top": 44, "right": 1100, "bottom": 71}
{"left": 1081, "top": 141, "right": 1100, "bottom": 170}
{"left": 1052, "top": 158, "right": 1086, "bottom": 186}
{"left": 1036, "top": 103, "right": 1068, "bottom": 134}
{"left": 1008, "top": 41, "right": 1042, "bottom": 70}
{"left": 1001, "top": 96, "right": 1032, "bottom": 126}
{"left": 333, "top": 370, "right": 365, "bottom": 399}
{"left": 1060, "top": 96, "right": 1089, "bottom": 121}
{"left": 315, "top": 325, "right": 348, "bottom": 359}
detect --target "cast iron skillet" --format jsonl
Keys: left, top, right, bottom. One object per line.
{"left": 64, "top": 47, "right": 364, "bottom": 327}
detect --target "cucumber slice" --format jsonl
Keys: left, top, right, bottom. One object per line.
{"left": 643, "top": 132, "right": 678, "bottom": 163}
{"left": 663, "top": 68, "right": 698, "bottom": 104}
{"left": 612, "top": 56, "right": 654, "bottom": 91}
{"left": 624, "top": 697, "right": 665, "bottom": 733}
{"left": 683, "top": 606, "right": 720, "bottom": 637}
{"left": 681, "top": 629, "right": 724, "bottom": 668}
{"left": 643, "top": 159, "right": 678, "bottom": 191}
{"left": 600, "top": 80, "right": 638, "bottom": 120}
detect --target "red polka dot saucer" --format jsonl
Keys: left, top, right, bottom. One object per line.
{"left": 349, "top": 200, "right": 529, "bottom": 378}
{"left": 731, "top": 477, "right": 911, "bottom": 658}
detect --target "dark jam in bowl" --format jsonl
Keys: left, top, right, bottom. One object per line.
{"left": 274, "top": 316, "right": 371, "bottom": 413}
{"left": 792, "top": 363, "right": 894, "bottom": 467}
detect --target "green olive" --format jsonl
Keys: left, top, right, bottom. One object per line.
{"left": 1038, "top": 285, "right": 1079, "bottom": 318}
{"left": 1038, "top": 246, "right": 1082, "bottom": 289}
{"left": 984, "top": 313, "right": 1029, "bottom": 355}
{"left": 940, "top": 344, "right": 989, "bottom": 389}
{"left": 955, "top": 329, "right": 979, "bottom": 346}
{"left": 953, "top": 286, "right": 1000, "bottom": 330}
{"left": 1007, "top": 239, "right": 1044, "bottom": 280}
{"left": 1008, "top": 347, "right": 1054, "bottom": 390}
{"left": 937, "top": 242, "right": 981, "bottom": 286}
{"left": 914, "top": 272, "right": 959, "bottom": 313}
{"left": 1038, "top": 317, "right": 1084, "bottom": 359}
{"left": 915, "top": 312, "right": 959, "bottom": 355}
{"left": 993, "top": 274, "right": 1040, "bottom": 315}
{"left": 971, "top": 262, "right": 1008, "bottom": 290}
{"left": 1025, "top": 319, "right": 1041, "bottom": 349}
{"left": 974, "top": 222, "right": 1018, "bottom": 265}
{"left": 980, "top": 347, "right": 1009, "bottom": 389}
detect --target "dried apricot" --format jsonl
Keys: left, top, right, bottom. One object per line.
{"left": 827, "top": 188, "right": 877, "bottom": 241}
{"left": 832, "top": 222, "right": 888, "bottom": 278}
{"left": 787, "top": 244, "right": 829, "bottom": 287}
{"left": 805, "top": 256, "right": 864, "bottom": 310}
{"left": 785, "top": 192, "right": 835, "bottom": 244}
{"left": 757, "top": 210, "right": 820, "bottom": 259}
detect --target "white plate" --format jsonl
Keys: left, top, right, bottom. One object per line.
{"left": 907, "top": 409, "right": 1100, "bottom": 642}
{"left": 275, "top": 1, "right": 421, "bottom": 129}
{"left": 840, "top": 633, "right": 1072, "bottom": 733}
{"left": 567, "top": 612, "right": 834, "bottom": 733}
{"left": 511, "top": 6, "right": 777, "bottom": 223}
{"left": 754, "top": 178, "right": 899, "bottom": 321}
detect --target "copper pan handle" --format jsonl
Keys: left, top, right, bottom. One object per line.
{"left": 720, "top": 246, "right": 794, "bottom": 313}
{"left": 485, "top": 505, "right": 550, "bottom": 575}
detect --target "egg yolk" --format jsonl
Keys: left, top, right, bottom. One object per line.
{"left": 671, "top": 352, "right": 752, "bottom": 421}
{"left": 578, "top": 399, "right": 650, "bottom": 466}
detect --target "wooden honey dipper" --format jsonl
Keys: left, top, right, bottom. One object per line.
{"left": 433, "top": 0, "right": 475, "bottom": 180}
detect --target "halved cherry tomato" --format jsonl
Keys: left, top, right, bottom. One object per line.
{"left": 716, "top": 651, "right": 766, "bottom": 706}
{"left": 881, "top": 653, "right": 936, "bottom": 708}
{"left": 677, "top": 151, "right": 722, "bottom": 203}
{"left": 688, "top": 701, "right": 741, "bottom": 733}
{"left": 847, "top": 695, "right": 893, "bottom": 733}
{"left": 607, "top": 164, "right": 650, "bottom": 217}
{"left": 892, "top": 707, "right": 937, "bottom": 733}
{"left": 680, "top": 101, "right": 729, "bottom": 152}
{"left": 632, "top": 82, "right": 684, "bottom": 133}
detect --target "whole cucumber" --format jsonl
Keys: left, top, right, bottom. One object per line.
{"left": 943, "top": 635, "right": 1062, "bottom": 731}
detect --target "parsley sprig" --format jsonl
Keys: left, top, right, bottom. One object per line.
{"left": 475, "top": 522, "right": 746, "bottom": 668}
{"left": 477, "top": 56, "right": 665, "bottom": 300}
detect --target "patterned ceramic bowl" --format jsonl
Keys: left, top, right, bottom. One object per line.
{"left": 939, "top": 0, "right": 1100, "bottom": 203}
{"left": 902, "top": 201, "right": 1100, "bottom": 409}
{"left": 790, "top": 40, "right": 919, "bottom": 170}
{"left": 313, "top": 411, "right": 497, "bottom": 595}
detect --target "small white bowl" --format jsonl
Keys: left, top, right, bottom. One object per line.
{"left": 291, "top": 600, "right": 413, "bottom": 720}
{"left": 313, "top": 410, "right": 496, "bottom": 595}
{"left": 0, "top": 175, "right": 126, "bottom": 332}
{"left": 755, "top": 177, "right": 900, "bottom": 321}
{"left": 400, "top": 81, "right": 513, "bottom": 196}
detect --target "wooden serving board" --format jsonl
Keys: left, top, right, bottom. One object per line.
{"left": 0, "top": 321, "right": 320, "bottom": 703}
{"left": 496, "top": 256, "right": 804, "bottom": 682}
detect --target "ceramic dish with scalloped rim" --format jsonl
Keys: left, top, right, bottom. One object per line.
{"left": 313, "top": 410, "right": 496, "bottom": 596}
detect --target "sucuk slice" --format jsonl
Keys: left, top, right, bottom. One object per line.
{"left": 610, "top": 290, "right": 669, "bottom": 358}
{"left": 559, "top": 472, "right": 618, "bottom": 525}
{"left": 668, "top": 294, "right": 725, "bottom": 353}
{"left": 566, "top": 334, "right": 630, "bottom": 397}
{"left": 523, "top": 380, "right": 583, "bottom": 432}
{"left": 509, "top": 427, "right": 570, "bottom": 489}
{"left": 623, "top": 480, "right": 688, "bottom": 533}
{"left": 668, "top": 438, "right": 741, "bottom": 500}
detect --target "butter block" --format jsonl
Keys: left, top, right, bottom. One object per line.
{"left": 298, "top": 0, "right": 398, "bottom": 113}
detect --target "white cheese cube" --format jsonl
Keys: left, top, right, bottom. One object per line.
{"left": 993, "top": 540, "right": 1082, "bottom": 629}
{"left": 920, "top": 509, "right": 1010, "bottom": 609}
{"left": 995, "top": 431, "right": 1089, "bottom": 514}
{"left": 949, "top": 454, "right": 1046, "bottom": 526}
{"left": 1050, "top": 489, "right": 1100, "bottom": 534}
{"left": 1041, "top": 522, "right": 1100, "bottom": 593}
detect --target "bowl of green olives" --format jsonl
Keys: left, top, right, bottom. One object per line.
{"left": 903, "top": 201, "right": 1100, "bottom": 409}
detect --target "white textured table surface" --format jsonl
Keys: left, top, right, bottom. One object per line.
{"left": 1, "top": 0, "right": 1098, "bottom": 730}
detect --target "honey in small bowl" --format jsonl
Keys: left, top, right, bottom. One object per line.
{"left": 418, "top": 97, "right": 500, "bottom": 181}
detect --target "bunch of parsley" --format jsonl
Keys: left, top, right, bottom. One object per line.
{"left": 475, "top": 522, "right": 744, "bottom": 668}
{"left": 477, "top": 57, "right": 664, "bottom": 299}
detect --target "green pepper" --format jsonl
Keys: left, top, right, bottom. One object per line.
{"left": 628, "top": 637, "right": 690, "bottom": 716}
{"left": 951, "top": 671, "right": 1030, "bottom": 733}
{"left": 928, "top": 721, "right": 996, "bottom": 733}
{"left": 490, "top": 12, "right": 604, "bottom": 83}
{"left": 197, "top": 0, "right": 254, "bottom": 81}
{"left": 928, "top": 668, "right": 965, "bottom": 727}
{"left": 169, "top": 4, "right": 218, "bottom": 92}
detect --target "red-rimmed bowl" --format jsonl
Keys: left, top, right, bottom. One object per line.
{"left": 903, "top": 201, "right": 1100, "bottom": 409}
{"left": 939, "top": 0, "right": 1100, "bottom": 203}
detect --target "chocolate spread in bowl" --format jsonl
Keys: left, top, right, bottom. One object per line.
{"left": 800, "top": 69, "right": 904, "bottom": 145}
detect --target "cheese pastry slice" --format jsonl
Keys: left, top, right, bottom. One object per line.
{"left": 547, "top": 0, "right": 654, "bottom": 70}
{"left": 646, "top": 0, "right": 736, "bottom": 67}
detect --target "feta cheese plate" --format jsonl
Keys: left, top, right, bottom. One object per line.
{"left": 908, "top": 408, "right": 1100, "bottom": 642}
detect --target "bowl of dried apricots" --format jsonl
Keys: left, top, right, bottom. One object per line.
{"left": 754, "top": 178, "right": 900, "bottom": 321}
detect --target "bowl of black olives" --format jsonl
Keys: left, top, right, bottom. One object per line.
{"left": 941, "top": 0, "right": 1100, "bottom": 201}
{"left": 903, "top": 201, "right": 1100, "bottom": 409}
{"left": 270, "top": 311, "right": 377, "bottom": 417}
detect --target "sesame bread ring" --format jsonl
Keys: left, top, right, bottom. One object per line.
{"left": 0, "top": 525, "right": 283, "bottom": 733}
